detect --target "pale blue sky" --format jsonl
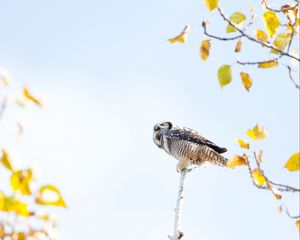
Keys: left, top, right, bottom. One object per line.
{"left": 0, "top": 0, "right": 299, "bottom": 239}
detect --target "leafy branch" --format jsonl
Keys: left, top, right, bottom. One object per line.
{"left": 227, "top": 124, "right": 300, "bottom": 225}
{"left": 199, "top": 1, "right": 300, "bottom": 90}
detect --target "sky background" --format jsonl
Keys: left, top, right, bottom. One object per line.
{"left": 0, "top": 0, "right": 299, "bottom": 239}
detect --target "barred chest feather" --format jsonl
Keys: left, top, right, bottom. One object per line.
{"left": 163, "top": 136, "right": 202, "bottom": 162}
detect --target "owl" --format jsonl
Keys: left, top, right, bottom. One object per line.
{"left": 153, "top": 121, "right": 228, "bottom": 171}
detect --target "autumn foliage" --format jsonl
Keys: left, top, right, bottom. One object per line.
{"left": 167, "top": 0, "right": 300, "bottom": 232}
{"left": 0, "top": 69, "right": 66, "bottom": 239}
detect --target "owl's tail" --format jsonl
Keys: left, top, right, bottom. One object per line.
{"left": 194, "top": 147, "right": 228, "bottom": 167}
{"left": 208, "top": 151, "right": 228, "bottom": 167}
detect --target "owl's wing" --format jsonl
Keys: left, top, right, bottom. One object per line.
{"left": 166, "top": 128, "right": 227, "bottom": 154}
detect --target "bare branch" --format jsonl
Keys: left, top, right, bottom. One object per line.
{"left": 202, "top": 20, "right": 242, "bottom": 41}
{"left": 0, "top": 96, "right": 8, "bottom": 122}
{"left": 269, "top": 180, "right": 300, "bottom": 192}
{"left": 217, "top": 7, "right": 300, "bottom": 62}
{"left": 262, "top": 0, "right": 300, "bottom": 13}
{"left": 287, "top": 65, "right": 300, "bottom": 89}
{"left": 285, "top": 207, "right": 300, "bottom": 219}
{"left": 237, "top": 58, "right": 278, "bottom": 65}
{"left": 287, "top": 6, "right": 299, "bottom": 53}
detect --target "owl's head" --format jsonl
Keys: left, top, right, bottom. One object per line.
{"left": 153, "top": 121, "right": 173, "bottom": 148}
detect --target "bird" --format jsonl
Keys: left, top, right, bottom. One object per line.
{"left": 153, "top": 121, "right": 228, "bottom": 171}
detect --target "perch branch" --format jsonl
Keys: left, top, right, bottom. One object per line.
{"left": 169, "top": 170, "right": 189, "bottom": 240}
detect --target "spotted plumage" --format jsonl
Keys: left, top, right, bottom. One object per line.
{"left": 153, "top": 122, "right": 228, "bottom": 171}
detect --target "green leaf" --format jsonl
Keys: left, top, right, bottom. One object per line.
{"left": 226, "top": 12, "right": 246, "bottom": 33}
{"left": 218, "top": 65, "right": 232, "bottom": 88}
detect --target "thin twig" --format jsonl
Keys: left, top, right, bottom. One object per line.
{"left": 217, "top": 7, "right": 300, "bottom": 62}
{"left": 253, "top": 152, "right": 300, "bottom": 193}
{"left": 237, "top": 58, "right": 278, "bottom": 65}
{"left": 245, "top": 153, "right": 299, "bottom": 193}
{"left": 269, "top": 180, "right": 300, "bottom": 192}
{"left": 0, "top": 96, "right": 7, "bottom": 121}
{"left": 287, "top": 65, "right": 300, "bottom": 89}
{"left": 285, "top": 207, "right": 300, "bottom": 219}
{"left": 287, "top": 6, "right": 299, "bottom": 53}
{"left": 169, "top": 170, "right": 189, "bottom": 240}
{"left": 262, "top": 0, "right": 299, "bottom": 13}
{"left": 202, "top": 20, "right": 242, "bottom": 41}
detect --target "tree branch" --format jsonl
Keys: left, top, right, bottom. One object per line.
{"left": 237, "top": 58, "right": 278, "bottom": 65}
{"left": 169, "top": 170, "right": 189, "bottom": 240}
{"left": 0, "top": 96, "right": 7, "bottom": 122}
{"left": 217, "top": 7, "right": 300, "bottom": 62}
{"left": 286, "top": 6, "right": 299, "bottom": 53}
{"left": 287, "top": 65, "right": 300, "bottom": 89}
{"left": 245, "top": 152, "right": 300, "bottom": 193}
{"left": 262, "top": 0, "right": 299, "bottom": 13}
{"left": 269, "top": 180, "right": 300, "bottom": 192}
{"left": 202, "top": 20, "right": 242, "bottom": 41}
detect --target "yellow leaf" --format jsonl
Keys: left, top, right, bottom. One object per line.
{"left": 23, "top": 87, "right": 43, "bottom": 107}
{"left": 168, "top": 25, "right": 190, "bottom": 44}
{"left": 235, "top": 38, "right": 242, "bottom": 52}
{"left": 263, "top": 11, "right": 280, "bottom": 37}
{"left": 203, "top": 0, "right": 218, "bottom": 11}
{"left": 271, "top": 33, "right": 291, "bottom": 54}
{"left": 226, "top": 154, "right": 248, "bottom": 168}
{"left": 247, "top": 124, "right": 267, "bottom": 140}
{"left": 284, "top": 152, "right": 300, "bottom": 171}
{"left": 296, "top": 219, "right": 300, "bottom": 232}
{"left": 200, "top": 39, "right": 211, "bottom": 60}
{"left": 255, "top": 29, "right": 268, "bottom": 43}
{"left": 1, "top": 149, "right": 15, "bottom": 171}
{"left": 2, "top": 195, "right": 30, "bottom": 217}
{"left": 226, "top": 12, "right": 246, "bottom": 33}
{"left": 16, "top": 232, "right": 26, "bottom": 240}
{"left": 0, "top": 225, "right": 4, "bottom": 238}
{"left": 240, "top": 72, "right": 253, "bottom": 91}
{"left": 236, "top": 139, "right": 249, "bottom": 150}
{"left": 0, "top": 191, "right": 5, "bottom": 210}
{"left": 36, "top": 185, "right": 67, "bottom": 208}
{"left": 258, "top": 60, "right": 278, "bottom": 68}
{"left": 218, "top": 65, "right": 232, "bottom": 88}
{"left": 252, "top": 168, "right": 266, "bottom": 186}
{"left": 10, "top": 169, "right": 33, "bottom": 195}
